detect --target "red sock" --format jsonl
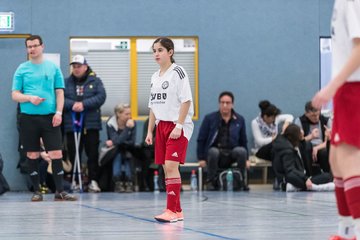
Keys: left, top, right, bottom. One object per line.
{"left": 177, "top": 195, "right": 182, "bottom": 213}
{"left": 334, "top": 177, "right": 351, "bottom": 216}
{"left": 344, "top": 176, "right": 360, "bottom": 218}
{"left": 176, "top": 179, "right": 182, "bottom": 213}
{"left": 166, "top": 178, "right": 181, "bottom": 213}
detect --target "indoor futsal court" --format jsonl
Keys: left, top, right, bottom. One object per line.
{"left": 0, "top": 185, "right": 337, "bottom": 240}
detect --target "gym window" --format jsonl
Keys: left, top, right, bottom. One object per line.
{"left": 70, "top": 37, "right": 199, "bottom": 120}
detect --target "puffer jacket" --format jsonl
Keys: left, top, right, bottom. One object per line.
{"left": 63, "top": 70, "right": 106, "bottom": 132}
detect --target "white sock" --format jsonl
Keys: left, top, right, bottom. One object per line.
{"left": 354, "top": 218, "right": 360, "bottom": 239}
{"left": 286, "top": 183, "right": 300, "bottom": 192}
{"left": 338, "top": 216, "right": 354, "bottom": 238}
{"left": 311, "top": 182, "right": 335, "bottom": 192}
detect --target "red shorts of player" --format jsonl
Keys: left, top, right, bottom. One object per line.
{"left": 154, "top": 121, "right": 189, "bottom": 165}
{"left": 331, "top": 81, "right": 360, "bottom": 149}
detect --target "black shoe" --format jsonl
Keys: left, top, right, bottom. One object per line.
{"left": 242, "top": 185, "right": 250, "bottom": 191}
{"left": 273, "top": 178, "right": 281, "bottom": 191}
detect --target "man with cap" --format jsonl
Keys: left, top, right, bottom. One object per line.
{"left": 12, "top": 35, "right": 77, "bottom": 201}
{"left": 64, "top": 55, "right": 106, "bottom": 192}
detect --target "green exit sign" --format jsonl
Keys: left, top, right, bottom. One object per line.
{"left": 0, "top": 12, "right": 14, "bottom": 32}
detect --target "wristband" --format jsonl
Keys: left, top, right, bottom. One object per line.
{"left": 175, "top": 123, "right": 183, "bottom": 129}
{"left": 56, "top": 111, "right": 62, "bottom": 115}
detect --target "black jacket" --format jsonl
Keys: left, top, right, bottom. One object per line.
{"left": 64, "top": 70, "right": 106, "bottom": 132}
{"left": 299, "top": 114, "right": 329, "bottom": 142}
{"left": 272, "top": 135, "right": 307, "bottom": 189}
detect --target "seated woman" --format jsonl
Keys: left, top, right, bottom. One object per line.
{"left": 106, "top": 103, "right": 136, "bottom": 193}
{"left": 251, "top": 100, "right": 293, "bottom": 161}
{"left": 272, "top": 124, "right": 334, "bottom": 192}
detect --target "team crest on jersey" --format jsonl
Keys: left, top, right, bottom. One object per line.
{"left": 162, "top": 81, "right": 169, "bottom": 89}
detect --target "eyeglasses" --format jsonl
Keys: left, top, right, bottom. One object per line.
{"left": 26, "top": 44, "right": 41, "bottom": 49}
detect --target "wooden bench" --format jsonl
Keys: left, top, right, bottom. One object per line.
{"left": 181, "top": 156, "right": 272, "bottom": 190}
{"left": 249, "top": 156, "right": 272, "bottom": 184}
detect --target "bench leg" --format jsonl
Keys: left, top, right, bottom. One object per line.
{"left": 198, "top": 167, "right": 202, "bottom": 191}
{"left": 262, "top": 167, "right": 268, "bottom": 184}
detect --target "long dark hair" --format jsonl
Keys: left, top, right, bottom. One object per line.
{"left": 152, "top": 37, "right": 175, "bottom": 63}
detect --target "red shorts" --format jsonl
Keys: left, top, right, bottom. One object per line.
{"left": 154, "top": 121, "right": 189, "bottom": 165}
{"left": 331, "top": 82, "right": 360, "bottom": 149}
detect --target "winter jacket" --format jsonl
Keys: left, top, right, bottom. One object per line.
{"left": 106, "top": 115, "right": 136, "bottom": 151}
{"left": 197, "top": 110, "right": 248, "bottom": 161}
{"left": 272, "top": 135, "right": 307, "bottom": 189}
{"left": 63, "top": 70, "right": 106, "bottom": 132}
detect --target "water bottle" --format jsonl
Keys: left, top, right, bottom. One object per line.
{"left": 190, "top": 169, "right": 198, "bottom": 191}
{"left": 226, "top": 169, "right": 233, "bottom": 191}
{"left": 154, "top": 171, "right": 160, "bottom": 193}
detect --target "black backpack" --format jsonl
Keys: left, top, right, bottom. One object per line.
{"left": 0, "top": 153, "right": 10, "bottom": 195}
{"left": 217, "top": 169, "right": 244, "bottom": 191}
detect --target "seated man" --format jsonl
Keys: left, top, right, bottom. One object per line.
{"left": 197, "top": 91, "right": 250, "bottom": 190}
{"left": 294, "top": 101, "right": 332, "bottom": 174}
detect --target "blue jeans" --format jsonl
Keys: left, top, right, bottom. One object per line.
{"left": 112, "top": 153, "right": 131, "bottom": 180}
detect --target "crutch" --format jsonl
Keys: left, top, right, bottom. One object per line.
{"left": 71, "top": 111, "right": 84, "bottom": 193}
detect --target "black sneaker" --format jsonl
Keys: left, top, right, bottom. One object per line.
{"left": 54, "top": 191, "right": 77, "bottom": 201}
{"left": 31, "top": 191, "right": 43, "bottom": 202}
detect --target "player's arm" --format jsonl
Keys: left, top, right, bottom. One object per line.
{"left": 145, "top": 110, "right": 156, "bottom": 145}
{"left": 177, "top": 100, "right": 191, "bottom": 126}
{"left": 169, "top": 101, "right": 191, "bottom": 139}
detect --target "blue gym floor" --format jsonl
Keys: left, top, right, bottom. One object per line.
{"left": 0, "top": 185, "right": 337, "bottom": 240}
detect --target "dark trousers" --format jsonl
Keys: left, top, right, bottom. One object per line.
{"left": 301, "top": 141, "right": 330, "bottom": 175}
{"left": 66, "top": 129, "right": 100, "bottom": 182}
{"left": 287, "top": 172, "right": 333, "bottom": 190}
{"left": 255, "top": 142, "right": 273, "bottom": 161}
{"left": 207, "top": 146, "right": 247, "bottom": 182}
{"left": 316, "top": 148, "right": 330, "bottom": 173}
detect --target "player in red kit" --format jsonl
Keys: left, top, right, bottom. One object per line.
{"left": 312, "top": 1, "right": 360, "bottom": 239}
{"left": 145, "top": 37, "right": 194, "bottom": 223}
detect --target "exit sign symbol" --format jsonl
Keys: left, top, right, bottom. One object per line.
{"left": 0, "top": 12, "right": 14, "bottom": 32}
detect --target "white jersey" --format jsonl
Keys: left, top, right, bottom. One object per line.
{"left": 148, "top": 63, "right": 194, "bottom": 140}
{"left": 331, "top": 0, "right": 360, "bottom": 81}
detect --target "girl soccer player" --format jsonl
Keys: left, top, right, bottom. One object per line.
{"left": 145, "top": 37, "right": 194, "bottom": 223}
{"left": 312, "top": 1, "right": 360, "bottom": 239}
